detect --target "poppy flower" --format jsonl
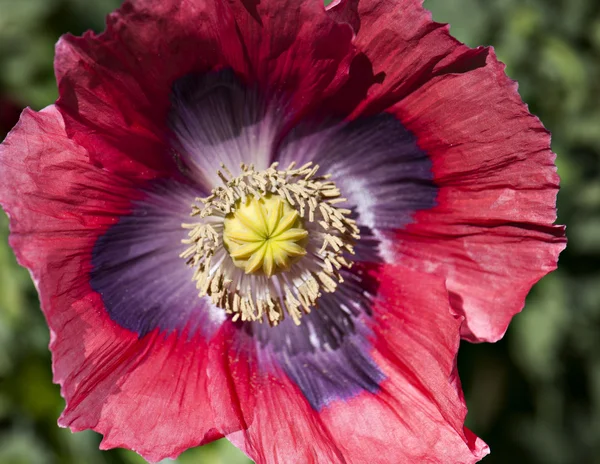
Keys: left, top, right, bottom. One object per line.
{"left": 0, "top": 0, "right": 565, "bottom": 462}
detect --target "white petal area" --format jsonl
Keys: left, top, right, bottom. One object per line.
{"left": 169, "top": 70, "right": 283, "bottom": 188}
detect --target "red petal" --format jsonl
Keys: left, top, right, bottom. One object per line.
{"left": 214, "top": 266, "right": 487, "bottom": 463}
{"left": 57, "top": 303, "right": 224, "bottom": 462}
{"left": 224, "top": 0, "right": 355, "bottom": 120}
{"left": 319, "top": 266, "right": 488, "bottom": 463}
{"left": 0, "top": 107, "right": 237, "bottom": 462}
{"left": 209, "top": 323, "right": 347, "bottom": 464}
{"left": 390, "top": 49, "right": 565, "bottom": 342}
{"left": 54, "top": 0, "right": 356, "bottom": 179}
{"left": 329, "top": 0, "right": 565, "bottom": 341}
{"left": 327, "top": 0, "right": 471, "bottom": 112}
{"left": 54, "top": 0, "right": 232, "bottom": 180}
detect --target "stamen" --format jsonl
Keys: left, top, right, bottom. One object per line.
{"left": 181, "top": 162, "right": 360, "bottom": 326}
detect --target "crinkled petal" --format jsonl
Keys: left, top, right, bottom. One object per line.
{"left": 54, "top": 0, "right": 235, "bottom": 180}
{"left": 210, "top": 323, "right": 349, "bottom": 464}
{"left": 55, "top": 0, "right": 356, "bottom": 181}
{"left": 327, "top": 0, "right": 478, "bottom": 114}
{"left": 389, "top": 49, "right": 566, "bottom": 342}
{"left": 0, "top": 106, "right": 239, "bottom": 462}
{"left": 319, "top": 265, "right": 489, "bottom": 463}
{"left": 223, "top": 0, "right": 356, "bottom": 120}
{"left": 211, "top": 267, "right": 487, "bottom": 463}
{"left": 329, "top": 0, "right": 565, "bottom": 341}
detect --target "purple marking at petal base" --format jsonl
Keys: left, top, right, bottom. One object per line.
{"left": 276, "top": 114, "right": 437, "bottom": 262}
{"left": 241, "top": 265, "right": 384, "bottom": 411}
{"left": 91, "top": 180, "right": 225, "bottom": 337}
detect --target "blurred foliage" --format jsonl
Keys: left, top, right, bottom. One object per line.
{"left": 0, "top": 0, "right": 597, "bottom": 463}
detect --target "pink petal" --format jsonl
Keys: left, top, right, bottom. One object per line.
{"left": 213, "top": 267, "right": 488, "bottom": 463}
{"left": 0, "top": 106, "right": 238, "bottom": 462}
{"left": 391, "top": 49, "right": 566, "bottom": 342}
{"left": 319, "top": 265, "right": 489, "bottom": 463}
{"left": 329, "top": 0, "right": 565, "bottom": 341}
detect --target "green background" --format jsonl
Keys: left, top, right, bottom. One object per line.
{"left": 0, "top": 0, "right": 596, "bottom": 462}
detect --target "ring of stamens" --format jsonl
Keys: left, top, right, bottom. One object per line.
{"left": 181, "top": 162, "right": 360, "bottom": 326}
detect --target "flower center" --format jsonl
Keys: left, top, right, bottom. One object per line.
{"left": 181, "top": 162, "right": 360, "bottom": 326}
{"left": 222, "top": 194, "right": 308, "bottom": 277}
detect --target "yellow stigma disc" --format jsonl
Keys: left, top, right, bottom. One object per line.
{"left": 223, "top": 194, "right": 308, "bottom": 277}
